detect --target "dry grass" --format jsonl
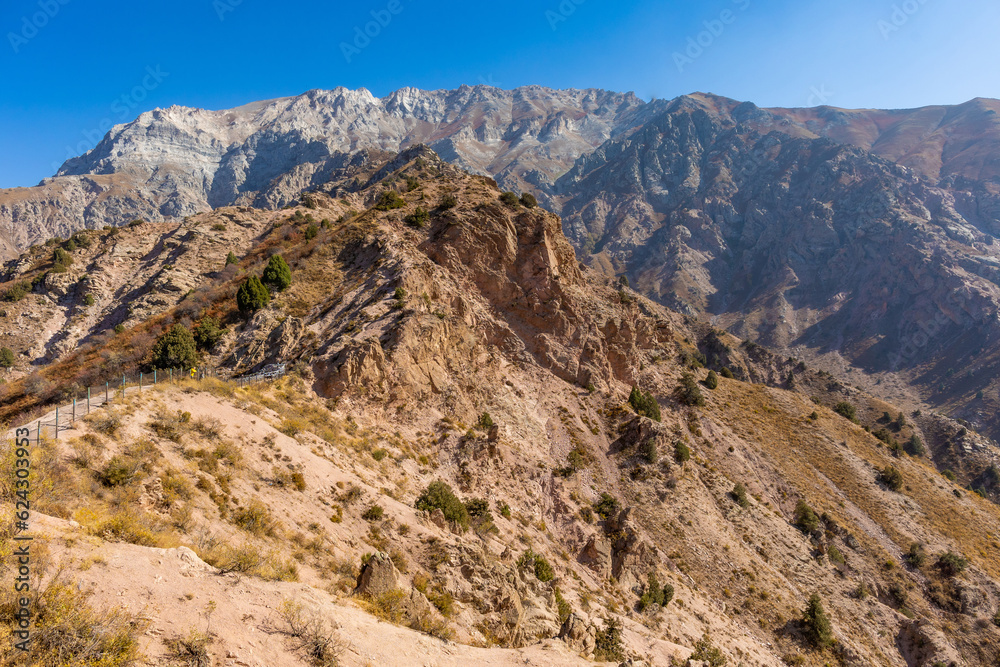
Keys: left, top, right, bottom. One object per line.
{"left": 0, "top": 573, "right": 147, "bottom": 666}
{"left": 270, "top": 599, "right": 348, "bottom": 666}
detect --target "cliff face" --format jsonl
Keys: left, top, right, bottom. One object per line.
{"left": 0, "top": 86, "right": 652, "bottom": 252}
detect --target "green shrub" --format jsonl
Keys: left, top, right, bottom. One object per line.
{"left": 374, "top": 191, "right": 406, "bottom": 211}
{"left": 151, "top": 324, "right": 198, "bottom": 370}
{"left": 83, "top": 293, "right": 95, "bottom": 306}
{"left": 52, "top": 248, "right": 73, "bottom": 272}
{"left": 304, "top": 224, "right": 318, "bottom": 240}
{"left": 628, "top": 386, "right": 662, "bottom": 420}
{"left": 464, "top": 498, "right": 490, "bottom": 519}
{"left": 519, "top": 192, "right": 538, "bottom": 208}
{"left": 476, "top": 412, "right": 494, "bottom": 430}
{"left": 404, "top": 207, "right": 430, "bottom": 228}
{"left": 362, "top": 505, "right": 384, "bottom": 521}
{"left": 439, "top": 194, "right": 458, "bottom": 210}
{"left": 99, "top": 455, "right": 135, "bottom": 487}
{"left": 731, "top": 483, "right": 749, "bottom": 508}
{"left": 827, "top": 545, "right": 845, "bottom": 566}
{"left": 674, "top": 440, "right": 691, "bottom": 464}
{"left": 3, "top": 282, "right": 30, "bottom": 302}
{"left": 677, "top": 372, "right": 705, "bottom": 407}
{"left": 802, "top": 594, "right": 834, "bottom": 648}
{"left": 415, "top": 480, "right": 469, "bottom": 528}
{"left": 936, "top": 551, "right": 968, "bottom": 577}
{"left": 593, "top": 617, "right": 624, "bottom": 662}
{"left": 237, "top": 275, "right": 270, "bottom": 314}
{"left": 517, "top": 549, "right": 554, "bottom": 582}
{"left": 942, "top": 469, "right": 957, "bottom": 482}
{"left": 593, "top": 492, "right": 620, "bottom": 521}
{"left": 499, "top": 191, "right": 520, "bottom": 208}
{"left": 905, "top": 435, "right": 926, "bottom": 457}
{"left": 262, "top": 254, "right": 292, "bottom": 291}
{"left": 225, "top": 251, "right": 238, "bottom": 266}
{"left": 114, "top": 324, "right": 126, "bottom": 334}
{"left": 405, "top": 176, "right": 419, "bottom": 192}
{"left": 720, "top": 366, "right": 734, "bottom": 379}
{"left": 879, "top": 465, "right": 903, "bottom": 492}
{"left": 371, "top": 448, "right": 388, "bottom": 461}
{"left": 637, "top": 572, "right": 673, "bottom": 611}
{"left": 704, "top": 370, "right": 719, "bottom": 390}
{"left": 554, "top": 587, "right": 572, "bottom": 624}
{"left": 794, "top": 499, "right": 820, "bottom": 533}
{"left": 904, "top": 542, "right": 926, "bottom": 568}
{"left": 0, "top": 347, "right": 14, "bottom": 368}
{"left": 640, "top": 439, "right": 658, "bottom": 464}
{"left": 690, "top": 633, "right": 726, "bottom": 666}
{"left": 833, "top": 401, "right": 857, "bottom": 421}
{"left": 192, "top": 316, "right": 224, "bottom": 351}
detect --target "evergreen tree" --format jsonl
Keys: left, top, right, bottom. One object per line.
{"left": 225, "top": 251, "right": 238, "bottom": 266}
{"left": 803, "top": 594, "right": 834, "bottom": 648}
{"left": 151, "top": 324, "right": 198, "bottom": 370}
{"left": 192, "top": 316, "right": 224, "bottom": 351}
{"left": 237, "top": 275, "right": 270, "bottom": 315}
{"left": 261, "top": 254, "right": 292, "bottom": 291}
{"left": 0, "top": 347, "right": 15, "bottom": 368}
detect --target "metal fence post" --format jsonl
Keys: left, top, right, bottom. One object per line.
{"left": 72, "top": 398, "right": 76, "bottom": 424}
{"left": 106, "top": 381, "right": 109, "bottom": 404}
{"left": 36, "top": 421, "right": 40, "bottom": 446}
{"left": 55, "top": 406, "right": 59, "bottom": 439}
{"left": 87, "top": 387, "right": 91, "bottom": 415}
{"left": 140, "top": 372, "right": 143, "bottom": 393}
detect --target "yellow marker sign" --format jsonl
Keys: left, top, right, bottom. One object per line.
{"left": 190, "top": 368, "right": 197, "bottom": 378}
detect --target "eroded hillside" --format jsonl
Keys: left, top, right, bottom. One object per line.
{"left": 2, "top": 149, "right": 1000, "bottom": 667}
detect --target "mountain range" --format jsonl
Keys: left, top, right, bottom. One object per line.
{"left": 4, "top": 86, "right": 1000, "bottom": 441}
{"left": 2, "top": 147, "right": 999, "bottom": 666}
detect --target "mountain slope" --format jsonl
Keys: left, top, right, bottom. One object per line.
{"left": 2, "top": 149, "right": 1000, "bottom": 666}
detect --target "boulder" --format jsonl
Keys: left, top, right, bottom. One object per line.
{"left": 558, "top": 613, "right": 596, "bottom": 657}
{"left": 353, "top": 552, "right": 400, "bottom": 598}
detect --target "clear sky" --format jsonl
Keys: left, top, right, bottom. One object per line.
{"left": 0, "top": 0, "right": 997, "bottom": 188}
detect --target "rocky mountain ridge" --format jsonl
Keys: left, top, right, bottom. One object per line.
{"left": 3, "top": 148, "right": 1000, "bottom": 666}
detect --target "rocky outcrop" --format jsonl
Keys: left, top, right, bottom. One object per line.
{"left": 896, "top": 619, "right": 962, "bottom": 667}
{"left": 353, "top": 552, "right": 401, "bottom": 598}
{"left": 558, "top": 613, "right": 597, "bottom": 657}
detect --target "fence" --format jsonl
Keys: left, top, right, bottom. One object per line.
{"left": 10, "top": 363, "right": 286, "bottom": 442}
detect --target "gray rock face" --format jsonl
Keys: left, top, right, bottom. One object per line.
{"left": 0, "top": 86, "right": 651, "bottom": 253}
{"left": 353, "top": 551, "right": 400, "bottom": 598}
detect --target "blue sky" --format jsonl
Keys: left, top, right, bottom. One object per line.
{"left": 0, "top": 0, "right": 997, "bottom": 188}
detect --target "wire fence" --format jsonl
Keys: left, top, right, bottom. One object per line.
{"left": 9, "top": 363, "right": 286, "bottom": 443}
